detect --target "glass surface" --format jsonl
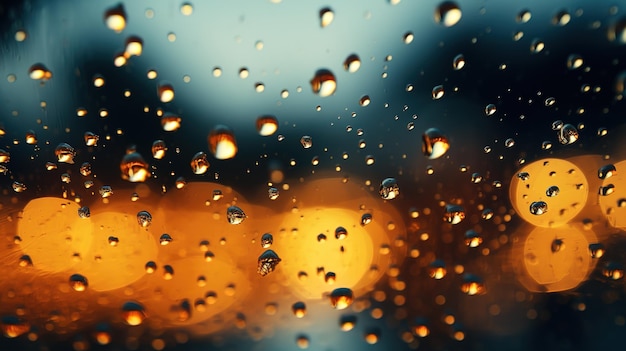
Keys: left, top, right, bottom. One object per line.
{"left": 0, "top": 0, "right": 625, "bottom": 350}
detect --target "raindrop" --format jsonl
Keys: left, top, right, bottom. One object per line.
{"left": 137, "top": 210, "right": 152, "bottom": 227}
{"left": 310, "top": 69, "right": 337, "bottom": 97}
{"left": 55, "top": 143, "right": 76, "bottom": 164}
{"left": 329, "top": 288, "right": 354, "bottom": 310}
{"left": 335, "top": 226, "right": 348, "bottom": 240}
{"left": 78, "top": 206, "right": 90, "bottom": 218}
{"left": 161, "top": 113, "right": 182, "bottom": 132}
{"left": 452, "top": 54, "right": 465, "bottom": 70}
{"left": 320, "top": 7, "right": 334, "bottom": 28}
{"left": 292, "top": 302, "right": 306, "bottom": 318}
{"left": 69, "top": 274, "right": 88, "bottom": 292}
{"left": 361, "top": 213, "right": 372, "bottom": 226}
{"left": 343, "top": 54, "right": 361, "bottom": 73}
{"left": 403, "top": 32, "right": 414, "bottom": 44}
{"left": 598, "top": 164, "right": 616, "bottom": 179}
{"left": 529, "top": 201, "right": 548, "bottom": 215}
{"left": 157, "top": 82, "right": 175, "bottom": 103}
{"left": 557, "top": 124, "right": 579, "bottom": 145}
{"left": 208, "top": 125, "right": 238, "bottom": 159}
{"left": 379, "top": 178, "right": 400, "bottom": 200}
{"left": 432, "top": 85, "right": 445, "bottom": 99}
{"left": 434, "top": 1, "right": 462, "bottom": 27}
{"left": 567, "top": 54, "right": 583, "bottom": 70}
{"left": 190, "top": 152, "right": 210, "bottom": 175}
{"left": 25, "top": 130, "right": 37, "bottom": 144}
{"left": 257, "top": 250, "right": 282, "bottom": 276}
{"left": 159, "top": 234, "right": 173, "bottom": 245}
{"left": 268, "top": 187, "right": 280, "bottom": 200}
{"left": 516, "top": 9, "right": 531, "bottom": 23}
{"left": 261, "top": 233, "right": 273, "bottom": 248}
{"left": 422, "top": 128, "right": 450, "bottom": 159}
{"left": 359, "top": 95, "right": 371, "bottom": 106}
{"left": 300, "top": 136, "right": 313, "bottom": 149}
{"left": 12, "top": 182, "right": 26, "bottom": 193}
{"left": 589, "top": 243, "right": 605, "bottom": 258}
{"left": 120, "top": 152, "right": 150, "bottom": 182}
{"left": 443, "top": 204, "right": 465, "bottom": 224}
{"left": 599, "top": 184, "right": 615, "bottom": 196}
{"left": 256, "top": 116, "right": 279, "bottom": 136}
{"left": 428, "top": 259, "right": 447, "bottom": 279}
{"left": 551, "top": 238, "right": 564, "bottom": 253}
{"left": 104, "top": 4, "right": 127, "bottom": 32}
{"left": 546, "top": 185, "right": 559, "bottom": 197}
{"left": 152, "top": 140, "right": 167, "bottom": 159}
{"left": 485, "top": 104, "right": 496, "bottom": 116}
{"left": 226, "top": 206, "right": 246, "bottom": 224}
{"left": 464, "top": 230, "right": 483, "bottom": 247}
{"left": 461, "top": 274, "right": 485, "bottom": 295}
{"left": 530, "top": 38, "right": 545, "bottom": 53}
{"left": 121, "top": 302, "right": 146, "bottom": 326}
{"left": 28, "top": 63, "right": 52, "bottom": 81}
{"left": 552, "top": 9, "right": 571, "bottom": 26}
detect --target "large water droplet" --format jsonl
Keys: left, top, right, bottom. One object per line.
{"left": 422, "top": 128, "right": 450, "bottom": 159}
{"left": 434, "top": 1, "right": 462, "bottom": 27}
{"left": 310, "top": 69, "right": 337, "bottom": 97}
{"left": 208, "top": 125, "right": 238, "bottom": 160}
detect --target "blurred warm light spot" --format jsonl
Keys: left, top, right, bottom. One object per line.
{"left": 18, "top": 198, "right": 94, "bottom": 272}
{"left": 509, "top": 158, "right": 588, "bottom": 227}
{"left": 516, "top": 224, "right": 597, "bottom": 292}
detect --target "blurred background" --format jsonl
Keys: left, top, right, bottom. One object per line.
{"left": 0, "top": 0, "right": 626, "bottom": 350}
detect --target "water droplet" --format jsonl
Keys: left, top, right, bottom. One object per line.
{"left": 120, "top": 152, "right": 150, "bottom": 182}
{"left": 83, "top": 131, "right": 99, "bottom": 147}
{"left": 0, "top": 316, "right": 30, "bottom": 338}
{"left": 78, "top": 206, "right": 90, "bottom": 218}
{"left": 428, "top": 259, "right": 447, "bottom": 279}
{"left": 55, "top": 143, "right": 76, "bottom": 164}
{"left": 546, "top": 185, "right": 559, "bottom": 197}
{"left": 29, "top": 63, "right": 53, "bottom": 81}
{"left": 529, "top": 201, "right": 548, "bottom": 215}
{"left": 343, "top": 54, "right": 361, "bottom": 73}
{"left": 464, "top": 230, "right": 483, "bottom": 247}
{"left": 545, "top": 97, "right": 556, "bottom": 107}
{"left": 256, "top": 115, "right": 279, "bottom": 136}
{"left": 602, "top": 262, "right": 624, "bottom": 280}
{"left": 452, "top": 54, "right": 465, "bottom": 70}
{"left": 320, "top": 7, "right": 334, "bottom": 28}
{"left": 608, "top": 17, "right": 626, "bottom": 43}
{"left": 434, "top": 1, "right": 462, "bottom": 27}
{"left": 292, "top": 302, "right": 306, "bottom": 318}
{"left": 541, "top": 141, "right": 553, "bottom": 150}
{"left": 239, "top": 67, "right": 249, "bottom": 79}
{"left": 261, "top": 233, "right": 273, "bottom": 248}
{"left": 300, "top": 135, "right": 313, "bottom": 149}
{"left": 485, "top": 104, "right": 496, "bottom": 116}
{"left": 190, "top": 152, "right": 210, "bottom": 175}
{"left": 589, "top": 243, "right": 605, "bottom": 258}
{"left": 325, "top": 272, "right": 336, "bottom": 284}
{"left": 461, "top": 274, "right": 485, "bottom": 295}
{"left": 567, "top": 54, "right": 583, "bottom": 70}
{"left": 310, "top": 69, "right": 337, "bottom": 97}
{"left": 12, "top": 181, "right": 26, "bottom": 193}
{"left": 339, "top": 315, "right": 357, "bottom": 331}
{"left": 121, "top": 301, "right": 146, "bottom": 326}
{"left": 159, "top": 233, "right": 173, "bottom": 245}
{"left": 360, "top": 213, "right": 373, "bottom": 226}
{"left": 598, "top": 164, "right": 616, "bottom": 179}
{"left": 471, "top": 172, "right": 482, "bottom": 183}
{"left": 359, "top": 95, "right": 371, "bottom": 106}
{"left": 268, "top": 187, "right": 280, "bottom": 200}
{"left": 443, "top": 204, "right": 465, "bottom": 224}
{"left": 432, "top": 85, "right": 445, "bottom": 99}
{"left": 124, "top": 36, "right": 143, "bottom": 57}
{"left": 530, "top": 38, "right": 545, "bottom": 53}
{"left": 516, "top": 9, "right": 532, "bottom": 23}
{"left": 151, "top": 140, "right": 167, "bottom": 159}
{"left": 379, "top": 178, "right": 400, "bottom": 200}
{"left": 137, "top": 210, "right": 152, "bottom": 227}
{"left": 403, "top": 32, "right": 414, "bottom": 44}
{"left": 145, "top": 261, "right": 157, "bottom": 274}
{"left": 557, "top": 124, "right": 579, "bottom": 145}
{"left": 18, "top": 254, "right": 33, "bottom": 267}
{"left": 180, "top": 2, "right": 193, "bottom": 16}
{"left": 329, "top": 288, "right": 354, "bottom": 309}
{"left": 551, "top": 238, "right": 564, "bottom": 253}
{"left": 24, "top": 130, "right": 37, "bottom": 145}
{"left": 257, "top": 250, "right": 281, "bottom": 276}
{"left": 104, "top": 4, "right": 127, "bottom": 32}
{"left": 161, "top": 113, "right": 182, "bottom": 132}
{"left": 226, "top": 206, "right": 246, "bottom": 224}
{"left": 208, "top": 125, "right": 238, "bottom": 159}
{"left": 552, "top": 9, "right": 571, "bottom": 26}
{"left": 599, "top": 184, "right": 615, "bottom": 196}
{"left": 422, "top": 128, "right": 450, "bottom": 159}
{"left": 157, "top": 82, "right": 175, "bottom": 103}
{"left": 69, "top": 274, "right": 88, "bottom": 292}
{"left": 335, "top": 226, "right": 348, "bottom": 240}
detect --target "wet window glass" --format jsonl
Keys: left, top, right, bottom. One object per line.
{"left": 0, "top": 0, "right": 625, "bottom": 350}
